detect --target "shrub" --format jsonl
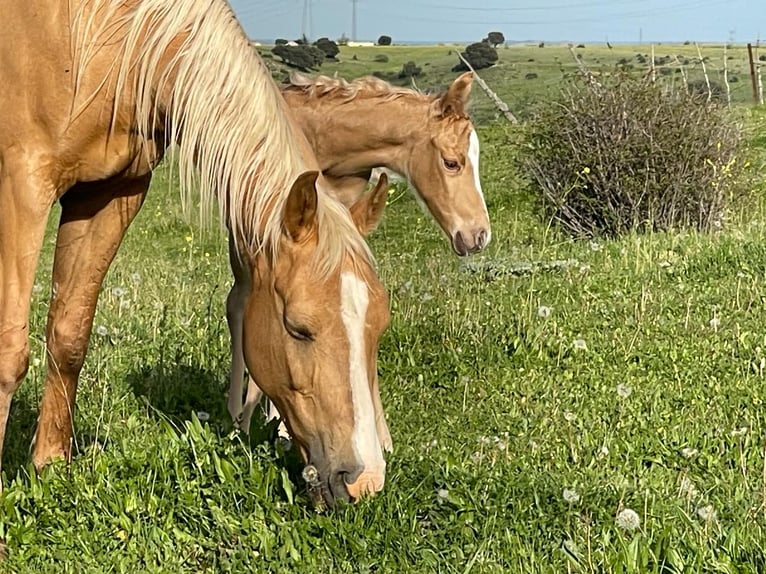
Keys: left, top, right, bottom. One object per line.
{"left": 760, "top": 54, "right": 766, "bottom": 62}
{"left": 522, "top": 72, "right": 747, "bottom": 237}
{"left": 313, "top": 37, "right": 339, "bottom": 59}
{"left": 452, "top": 42, "right": 498, "bottom": 71}
{"left": 373, "top": 54, "right": 389, "bottom": 63}
{"left": 271, "top": 44, "right": 324, "bottom": 71}
{"left": 687, "top": 79, "right": 725, "bottom": 103}
{"left": 275, "top": 38, "right": 288, "bottom": 46}
{"left": 484, "top": 31, "right": 505, "bottom": 47}
{"left": 377, "top": 35, "right": 392, "bottom": 46}
{"left": 524, "top": 72, "right": 538, "bottom": 80}
{"left": 398, "top": 61, "right": 422, "bottom": 78}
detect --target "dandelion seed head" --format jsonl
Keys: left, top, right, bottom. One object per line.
{"left": 563, "top": 488, "right": 581, "bottom": 503}
{"left": 111, "top": 287, "right": 127, "bottom": 298}
{"left": 196, "top": 411, "right": 210, "bottom": 422}
{"left": 31, "top": 357, "right": 41, "bottom": 368}
{"left": 598, "top": 445, "right": 609, "bottom": 458}
{"left": 679, "top": 476, "right": 698, "bottom": 498}
{"left": 616, "top": 383, "right": 633, "bottom": 399}
{"left": 681, "top": 447, "right": 698, "bottom": 459}
{"left": 616, "top": 508, "right": 640, "bottom": 530}
{"left": 436, "top": 488, "right": 449, "bottom": 500}
{"left": 564, "top": 411, "right": 577, "bottom": 422}
{"left": 95, "top": 325, "right": 108, "bottom": 337}
{"left": 130, "top": 272, "right": 142, "bottom": 284}
{"left": 589, "top": 241, "right": 602, "bottom": 252}
{"left": 709, "top": 317, "right": 721, "bottom": 329}
{"left": 573, "top": 338, "right": 587, "bottom": 351}
{"left": 697, "top": 504, "right": 717, "bottom": 522}
{"left": 32, "top": 284, "right": 43, "bottom": 294}
{"left": 537, "top": 305, "right": 552, "bottom": 318}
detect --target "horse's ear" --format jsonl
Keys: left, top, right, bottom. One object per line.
{"left": 350, "top": 173, "right": 388, "bottom": 236}
{"left": 283, "top": 171, "right": 320, "bottom": 242}
{"left": 438, "top": 71, "right": 473, "bottom": 116}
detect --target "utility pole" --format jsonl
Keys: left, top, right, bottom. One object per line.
{"left": 351, "top": 0, "right": 358, "bottom": 41}
{"left": 302, "top": 0, "right": 308, "bottom": 40}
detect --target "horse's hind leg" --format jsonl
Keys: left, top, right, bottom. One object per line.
{"left": 0, "top": 164, "right": 55, "bottom": 480}
{"left": 32, "top": 176, "right": 149, "bottom": 469}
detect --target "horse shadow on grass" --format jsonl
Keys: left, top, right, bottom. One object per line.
{"left": 3, "top": 392, "right": 40, "bottom": 480}
{"left": 125, "top": 362, "right": 305, "bottom": 477}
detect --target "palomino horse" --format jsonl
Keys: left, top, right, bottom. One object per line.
{"left": 228, "top": 72, "right": 491, "bottom": 435}
{"left": 0, "top": 0, "right": 391, "bottom": 504}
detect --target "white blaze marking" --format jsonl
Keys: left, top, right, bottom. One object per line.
{"left": 468, "top": 130, "right": 491, "bottom": 242}
{"left": 340, "top": 272, "right": 385, "bottom": 474}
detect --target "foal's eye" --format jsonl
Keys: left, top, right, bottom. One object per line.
{"left": 443, "top": 158, "right": 460, "bottom": 172}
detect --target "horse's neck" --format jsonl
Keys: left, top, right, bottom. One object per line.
{"left": 287, "top": 94, "right": 425, "bottom": 178}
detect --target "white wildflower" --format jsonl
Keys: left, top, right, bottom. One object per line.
{"left": 111, "top": 287, "right": 127, "bottom": 298}
{"left": 731, "top": 426, "right": 748, "bottom": 437}
{"left": 420, "top": 292, "right": 434, "bottom": 303}
{"left": 537, "top": 305, "right": 552, "bottom": 318}
{"left": 598, "top": 445, "right": 609, "bottom": 458}
{"left": 32, "top": 283, "right": 43, "bottom": 294}
{"left": 573, "top": 338, "right": 587, "bottom": 351}
{"left": 563, "top": 411, "right": 577, "bottom": 423}
{"left": 130, "top": 272, "right": 142, "bottom": 284}
{"left": 658, "top": 260, "right": 672, "bottom": 268}
{"left": 95, "top": 325, "right": 108, "bottom": 337}
{"left": 436, "top": 488, "right": 450, "bottom": 500}
{"left": 563, "top": 488, "right": 581, "bottom": 503}
{"left": 679, "top": 476, "right": 698, "bottom": 498}
{"left": 196, "top": 411, "right": 210, "bottom": 422}
{"left": 697, "top": 504, "right": 717, "bottom": 522}
{"left": 616, "top": 383, "right": 632, "bottom": 399}
{"left": 709, "top": 317, "right": 720, "bottom": 330}
{"left": 681, "top": 447, "right": 698, "bottom": 459}
{"left": 31, "top": 357, "right": 41, "bottom": 368}
{"left": 615, "top": 508, "right": 641, "bottom": 531}
{"left": 589, "top": 241, "right": 602, "bottom": 252}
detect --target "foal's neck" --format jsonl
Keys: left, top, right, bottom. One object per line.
{"left": 288, "top": 94, "right": 428, "bottom": 178}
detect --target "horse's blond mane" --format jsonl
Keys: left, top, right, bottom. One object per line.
{"left": 285, "top": 72, "right": 438, "bottom": 105}
{"left": 70, "top": 0, "right": 370, "bottom": 276}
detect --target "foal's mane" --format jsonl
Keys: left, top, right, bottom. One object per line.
{"left": 284, "top": 72, "right": 438, "bottom": 105}
{"left": 70, "top": 0, "right": 370, "bottom": 276}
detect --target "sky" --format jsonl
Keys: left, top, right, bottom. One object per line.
{"left": 230, "top": 0, "right": 763, "bottom": 45}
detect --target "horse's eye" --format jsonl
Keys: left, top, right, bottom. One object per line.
{"left": 443, "top": 158, "right": 460, "bottom": 171}
{"left": 285, "top": 320, "right": 314, "bottom": 342}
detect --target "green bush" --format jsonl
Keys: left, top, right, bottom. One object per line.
{"left": 522, "top": 72, "right": 748, "bottom": 237}
{"left": 313, "top": 37, "right": 339, "bottom": 59}
{"left": 377, "top": 35, "right": 392, "bottom": 46}
{"left": 398, "top": 61, "right": 422, "bottom": 78}
{"left": 452, "top": 42, "right": 498, "bottom": 71}
{"left": 373, "top": 54, "right": 389, "bottom": 63}
{"left": 271, "top": 44, "right": 324, "bottom": 71}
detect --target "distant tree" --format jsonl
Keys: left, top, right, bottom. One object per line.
{"left": 272, "top": 44, "right": 324, "bottom": 71}
{"left": 275, "top": 38, "right": 288, "bottom": 45}
{"left": 452, "top": 42, "right": 498, "bottom": 71}
{"left": 398, "top": 61, "right": 422, "bottom": 78}
{"left": 295, "top": 34, "right": 309, "bottom": 45}
{"left": 314, "top": 37, "right": 340, "bottom": 59}
{"left": 377, "top": 35, "right": 392, "bottom": 46}
{"left": 485, "top": 31, "right": 505, "bottom": 47}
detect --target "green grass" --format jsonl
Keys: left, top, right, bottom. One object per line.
{"left": 2, "top": 49, "right": 766, "bottom": 573}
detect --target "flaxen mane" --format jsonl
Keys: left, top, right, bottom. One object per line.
{"left": 70, "top": 0, "right": 370, "bottom": 276}
{"left": 286, "top": 72, "right": 436, "bottom": 103}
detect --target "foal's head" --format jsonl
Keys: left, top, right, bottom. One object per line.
{"left": 410, "top": 72, "right": 491, "bottom": 256}
{"left": 242, "top": 172, "right": 390, "bottom": 506}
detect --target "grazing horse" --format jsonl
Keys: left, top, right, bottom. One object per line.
{"left": 0, "top": 0, "right": 390, "bottom": 504}
{"left": 228, "top": 72, "right": 492, "bottom": 436}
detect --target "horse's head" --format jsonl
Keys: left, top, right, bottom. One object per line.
{"left": 242, "top": 171, "right": 390, "bottom": 506}
{"left": 410, "top": 71, "right": 491, "bottom": 256}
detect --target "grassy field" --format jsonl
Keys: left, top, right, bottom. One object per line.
{"left": 262, "top": 42, "right": 763, "bottom": 124}
{"left": 2, "top": 46, "right": 766, "bottom": 572}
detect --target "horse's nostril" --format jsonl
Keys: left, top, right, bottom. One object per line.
{"left": 452, "top": 231, "right": 468, "bottom": 256}
{"left": 475, "top": 229, "right": 488, "bottom": 250}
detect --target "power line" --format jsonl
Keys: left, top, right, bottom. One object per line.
{"left": 351, "top": 0, "right": 358, "bottom": 41}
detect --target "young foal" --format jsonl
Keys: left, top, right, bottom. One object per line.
{"left": 0, "top": 0, "right": 389, "bottom": 504}
{"left": 228, "top": 72, "right": 492, "bottom": 436}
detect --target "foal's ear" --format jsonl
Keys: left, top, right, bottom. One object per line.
{"left": 437, "top": 71, "right": 474, "bottom": 116}
{"left": 283, "top": 171, "right": 320, "bottom": 242}
{"left": 350, "top": 173, "right": 388, "bottom": 236}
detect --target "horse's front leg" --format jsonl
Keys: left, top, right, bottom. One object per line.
{"left": 0, "top": 163, "right": 56, "bottom": 482}
{"left": 32, "top": 176, "right": 149, "bottom": 470}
